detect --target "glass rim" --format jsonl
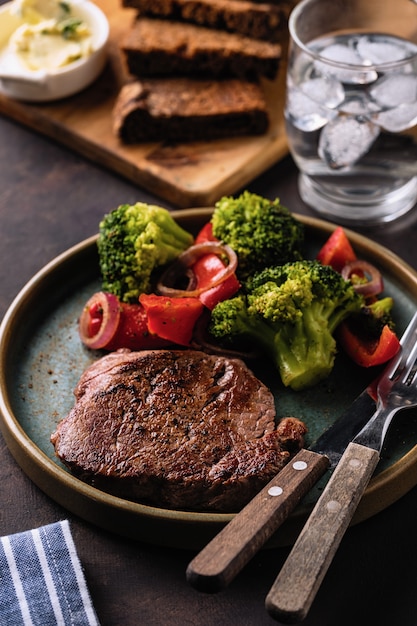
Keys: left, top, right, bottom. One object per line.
{"left": 288, "top": 0, "right": 417, "bottom": 71}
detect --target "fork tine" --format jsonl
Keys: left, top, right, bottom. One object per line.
{"left": 395, "top": 320, "right": 417, "bottom": 385}
{"left": 409, "top": 363, "right": 417, "bottom": 386}
{"left": 403, "top": 335, "right": 417, "bottom": 384}
{"left": 384, "top": 311, "right": 417, "bottom": 382}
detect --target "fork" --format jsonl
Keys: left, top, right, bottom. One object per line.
{"left": 265, "top": 311, "right": 417, "bottom": 624}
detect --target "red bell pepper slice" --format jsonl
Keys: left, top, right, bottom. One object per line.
{"left": 317, "top": 226, "right": 357, "bottom": 272}
{"left": 106, "top": 302, "right": 174, "bottom": 351}
{"left": 198, "top": 276, "right": 240, "bottom": 310}
{"left": 195, "top": 222, "right": 215, "bottom": 244}
{"left": 79, "top": 292, "right": 173, "bottom": 351}
{"left": 193, "top": 222, "right": 240, "bottom": 310}
{"left": 139, "top": 293, "right": 204, "bottom": 346}
{"left": 338, "top": 321, "right": 400, "bottom": 367}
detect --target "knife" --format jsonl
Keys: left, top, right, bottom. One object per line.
{"left": 265, "top": 311, "right": 417, "bottom": 623}
{"left": 186, "top": 314, "right": 416, "bottom": 594}
{"left": 186, "top": 381, "right": 377, "bottom": 593}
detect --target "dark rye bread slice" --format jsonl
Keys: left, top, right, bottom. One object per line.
{"left": 112, "top": 78, "right": 269, "bottom": 143}
{"left": 51, "top": 349, "right": 307, "bottom": 512}
{"left": 121, "top": 0, "right": 291, "bottom": 43}
{"left": 121, "top": 17, "right": 282, "bottom": 80}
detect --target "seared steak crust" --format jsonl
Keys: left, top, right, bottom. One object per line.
{"left": 51, "top": 349, "right": 306, "bottom": 512}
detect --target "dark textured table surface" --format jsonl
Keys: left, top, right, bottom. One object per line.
{"left": 1, "top": 114, "right": 417, "bottom": 626}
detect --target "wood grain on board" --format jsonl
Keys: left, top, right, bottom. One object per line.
{"left": 0, "top": 0, "right": 289, "bottom": 208}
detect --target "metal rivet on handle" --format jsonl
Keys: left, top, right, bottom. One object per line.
{"left": 293, "top": 461, "right": 308, "bottom": 471}
{"left": 326, "top": 500, "right": 342, "bottom": 513}
{"left": 268, "top": 486, "right": 283, "bottom": 497}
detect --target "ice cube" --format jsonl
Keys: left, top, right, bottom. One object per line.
{"left": 301, "top": 76, "right": 345, "bottom": 108}
{"left": 291, "top": 50, "right": 316, "bottom": 84}
{"left": 285, "top": 84, "right": 338, "bottom": 132}
{"left": 339, "top": 91, "right": 379, "bottom": 115}
{"left": 374, "top": 102, "right": 417, "bottom": 132}
{"left": 370, "top": 74, "right": 417, "bottom": 108}
{"left": 314, "top": 43, "right": 377, "bottom": 84}
{"left": 320, "top": 43, "right": 364, "bottom": 65}
{"left": 356, "top": 35, "right": 412, "bottom": 64}
{"left": 318, "top": 115, "right": 380, "bottom": 169}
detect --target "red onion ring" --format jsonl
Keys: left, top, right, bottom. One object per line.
{"left": 79, "top": 291, "right": 121, "bottom": 349}
{"left": 156, "top": 242, "right": 238, "bottom": 297}
{"left": 341, "top": 260, "right": 384, "bottom": 296}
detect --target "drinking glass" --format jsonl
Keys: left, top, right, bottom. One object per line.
{"left": 285, "top": 0, "right": 417, "bottom": 226}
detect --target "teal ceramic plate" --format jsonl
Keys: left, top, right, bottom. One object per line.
{"left": 1, "top": 209, "right": 417, "bottom": 549}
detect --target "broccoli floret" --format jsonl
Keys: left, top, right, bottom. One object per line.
{"left": 211, "top": 191, "right": 305, "bottom": 280}
{"left": 346, "top": 296, "right": 395, "bottom": 340}
{"left": 97, "top": 202, "right": 194, "bottom": 302}
{"left": 209, "top": 260, "right": 364, "bottom": 390}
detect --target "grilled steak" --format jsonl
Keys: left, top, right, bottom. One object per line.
{"left": 51, "top": 349, "right": 306, "bottom": 512}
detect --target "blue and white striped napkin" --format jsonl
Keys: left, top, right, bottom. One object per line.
{"left": 0, "top": 520, "right": 101, "bottom": 626}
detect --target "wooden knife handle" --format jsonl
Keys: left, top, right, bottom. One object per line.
{"left": 186, "top": 448, "right": 329, "bottom": 593}
{"left": 265, "top": 442, "right": 380, "bottom": 623}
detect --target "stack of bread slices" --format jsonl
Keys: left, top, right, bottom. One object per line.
{"left": 112, "top": 0, "right": 295, "bottom": 143}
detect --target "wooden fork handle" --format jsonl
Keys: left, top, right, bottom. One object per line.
{"left": 265, "top": 442, "right": 380, "bottom": 623}
{"left": 186, "top": 448, "right": 329, "bottom": 593}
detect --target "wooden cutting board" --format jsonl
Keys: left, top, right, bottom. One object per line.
{"left": 0, "top": 0, "right": 289, "bottom": 208}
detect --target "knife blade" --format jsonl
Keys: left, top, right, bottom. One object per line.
{"left": 186, "top": 383, "right": 377, "bottom": 593}
{"left": 265, "top": 311, "right": 417, "bottom": 623}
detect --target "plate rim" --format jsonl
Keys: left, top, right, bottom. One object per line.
{"left": 1, "top": 208, "right": 417, "bottom": 548}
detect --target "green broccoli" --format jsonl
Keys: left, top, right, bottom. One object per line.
{"left": 209, "top": 260, "right": 364, "bottom": 390}
{"left": 97, "top": 202, "right": 194, "bottom": 302}
{"left": 211, "top": 191, "right": 305, "bottom": 280}
{"left": 346, "top": 296, "right": 395, "bottom": 340}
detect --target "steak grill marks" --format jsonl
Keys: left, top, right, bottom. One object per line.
{"left": 51, "top": 350, "right": 306, "bottom": 512}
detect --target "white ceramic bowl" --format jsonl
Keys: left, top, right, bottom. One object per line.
{"left": 0, "top": 0, "right": 109, "bottom": 102}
